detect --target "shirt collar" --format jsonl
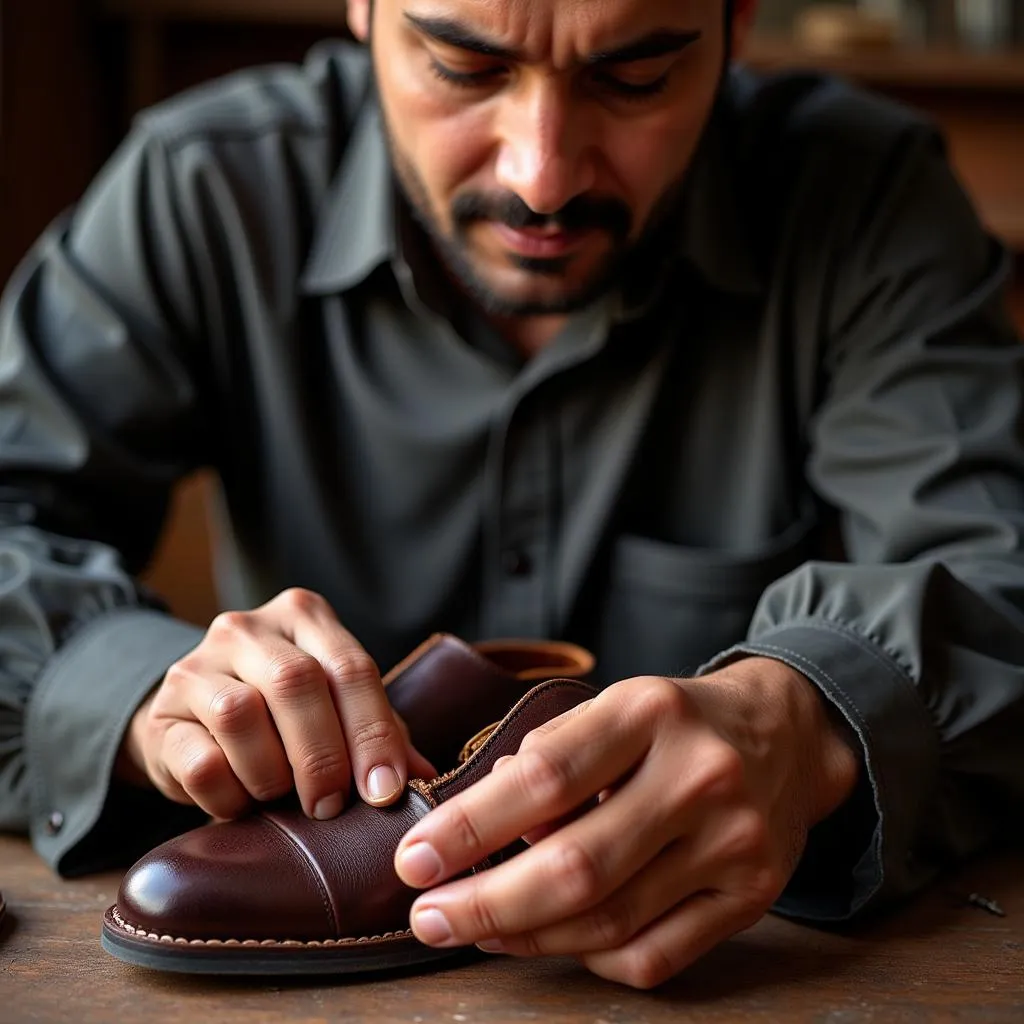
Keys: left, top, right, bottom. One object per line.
{"left": 300, "top": 93, "right": 397, "bottom": 295}
{"left": 300, "top": 70, "right": 763, "bottom": 300}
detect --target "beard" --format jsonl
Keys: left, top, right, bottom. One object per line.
{"left": 384, "top": 134, "right": 641, "bottom": 318}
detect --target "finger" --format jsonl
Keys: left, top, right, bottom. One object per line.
{"left": 579, "top": 889, "right": 761, "bottom": 990}
{"left": 226, "top": 623, "right": 353, "bottom": 818}
{"left": 478, "top": 838, "right": 697, "bottom": 957}
{"left": 396, "top": 690, "right": 651, "bottom": 888}
{"left": 279, "top": 592, "right": 410, "bottom": 807}
{"left": 159, "top": 719, "right": 252, "bottom": 820}
{"left": 518, "top": 757, "right": 603, "bottom": 847}
{"left": 521, "top": 801, "right": 593, "bottom": 847}
{"left": 513, "top": 700, "right": 593, "bottom": 745}
{"left": 405, "top": 769, "right": 678, "bottom": 947}
{"left": 181, "top": 670, "right": 294, "bottom": 804}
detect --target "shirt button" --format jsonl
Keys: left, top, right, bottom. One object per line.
{"left": 501, "top": 548, "right": 533, "bottom": 577}
{"left": 46, "top": 811, "right": 65, "bottom": 835}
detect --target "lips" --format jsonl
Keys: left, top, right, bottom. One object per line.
{"left": 491, "top": 222, "right": 587, "bottom": 259}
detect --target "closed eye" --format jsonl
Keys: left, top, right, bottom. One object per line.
{"left": 429, "top": 59, "right": 507, "bottom": 88}
{"left": 594, "top": 70, "right": 672, "bottom": 99}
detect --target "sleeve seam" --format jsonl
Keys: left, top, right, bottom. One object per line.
{"left": 757, "top": 615, "right": 919, "bottom": 685}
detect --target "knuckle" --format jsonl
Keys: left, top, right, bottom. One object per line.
{"left": 247, "top": 774, "right": 293, "bottom": 803}
{"left": 294, "top": 746, "right": 349, "bottom": 783}
{"left": 622, "top": 945, "right": 676, "bottom": 990}
{"left": 278, "top": 587, "right": 327, "bottom": 617}
{"left": 445, "top": 801, "right": 487, "bottom": 860}
{"left": 209, "top": 610, "right": 252, "bottom": 639}
{"left": 178, "top": 747, "right": 229, "bottom": 795}
{"left": 744, "top": 864, "right": 787, "bottom": 909}
{"left": 550, "top": 839, "right": 605, "bottom": 908}
{"left": 629, "top": 676, "right": 688, "bottom": 720}
{"left": 720, "top": 809, "right": 770, "bottom": 862}
{"left": 161, "top": 660, "right": 194, "bottom": 694}
{"left": 516, "top": 729, "right": 541, "bottom": 756}
{"left": 347, "top": 716, "right": 401, "bottom": 759}
{"left": 208, "top": 685, "right": 263, "bottom": 736}
{"left": 324, "top": 650, "right": 379, "bottom": 688}
{"left": 692, "top": 741, "right": 746, "bottom": 802}
{"left": 587, "top": 903, "right": 632, "bottom": 949}
{"left": 464, "top": 888, "right": 503, "bottom": 940}
{"left": 515, "top": 747, "right": 574, "bottom": 809}
{"left": 265, "top": 651, "right": 325, "bottom": 699}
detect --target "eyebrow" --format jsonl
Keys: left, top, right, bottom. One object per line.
{"left": 404, "top": 15, "right": 702, "bottom": 65}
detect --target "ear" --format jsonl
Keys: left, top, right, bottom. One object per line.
{"left": 348, "top": 0, "right": 371, "bottom": 42}
{"left": 731, "top": 0, "right": 760, "bottom": 57}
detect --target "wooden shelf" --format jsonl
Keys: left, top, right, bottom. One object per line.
{"left": 102, "top": 0, "right": 346, "bottom": 26}
{"left": 744, "top": 35, "right": 1024, "bottom": 92}
{"left": 100, "top": 6, "right": 1024, "bottom": 90}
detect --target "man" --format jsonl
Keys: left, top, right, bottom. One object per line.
{"left": 1, "top": 0, "right": 1023, "bottom": 990}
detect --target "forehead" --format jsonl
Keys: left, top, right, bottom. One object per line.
{"left": 396, "top": 0, "right": 715, "bottom": 62}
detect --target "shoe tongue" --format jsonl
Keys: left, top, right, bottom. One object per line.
{"left": 383, "top": 635, "right": 536, "bottom": 772}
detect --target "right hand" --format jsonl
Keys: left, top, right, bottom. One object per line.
{"left": 116, "top": 588, "right": 437, "bottom": 821}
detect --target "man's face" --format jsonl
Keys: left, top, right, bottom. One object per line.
{"left": 350, "top": 0, "right": 749, "bottom": 316}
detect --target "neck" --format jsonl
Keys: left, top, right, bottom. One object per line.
{"left": 487, "top": 311, "right": 568, "bottom": 359}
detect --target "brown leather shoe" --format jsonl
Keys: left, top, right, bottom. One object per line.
{"left": 383, "top": 633, "right": 594, "bottom": 770}
{"left": 100, "top": 677, "right": 596, "bottom": 975}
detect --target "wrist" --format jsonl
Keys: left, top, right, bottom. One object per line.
{"left": 693, "top": 655, "right": 861, "bottom": 825}
{"left": 114, "top": 695, "right": 156, "bottom": 790}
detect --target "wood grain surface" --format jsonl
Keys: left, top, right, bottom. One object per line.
{"left": 2, "top": 836, "right": 1022, "bottom": 1023}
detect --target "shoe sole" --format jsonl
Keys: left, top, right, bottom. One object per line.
{"left": 101, "top": 906, "right": 460, "bottom": 975}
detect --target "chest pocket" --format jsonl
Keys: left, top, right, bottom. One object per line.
{"left": 592, "top": 514, "right": 817, "bottom": 685}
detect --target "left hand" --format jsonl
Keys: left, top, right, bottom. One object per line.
{"left": 393, "top": 656, "right": 860, "bottom": 989}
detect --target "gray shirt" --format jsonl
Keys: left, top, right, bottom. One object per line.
{"left": 2, "top": 43, "right": 1023, "bottom": 922}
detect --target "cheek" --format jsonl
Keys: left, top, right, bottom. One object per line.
{"left": 377, "top": 59, "right": 495, "bottom": 218}
{"left": 604, "top": 95, "right": 718, "bottom": 231}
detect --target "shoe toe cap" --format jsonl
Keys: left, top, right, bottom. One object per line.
{"left": 116, "top": 815, "right": 335, "bottom": 942}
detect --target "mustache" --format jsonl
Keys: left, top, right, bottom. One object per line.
{"left": 451, "top": 191, "right": 632, "bottom": 239}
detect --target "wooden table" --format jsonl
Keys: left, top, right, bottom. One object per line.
{"left": 2, "top": 836, "right": 1022, "bottom": 1022}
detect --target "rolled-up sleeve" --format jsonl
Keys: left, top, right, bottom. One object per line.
{"left": 702, "top": 127, "right": 1024, "bottom": 920}
{"left": 0, "top": 124, "right": 214, "bottom": 873}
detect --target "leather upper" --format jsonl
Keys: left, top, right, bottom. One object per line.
{"left": 383, "top": 634, "right": 593, "bottom": 771}
{"left": 114, "top": 676, "right": 597, "bottom": 945}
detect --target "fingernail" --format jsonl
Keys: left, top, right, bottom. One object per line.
{"left": 411, "top": 907, "right": 452, "bottom": 945}
{"left": 396, "top": 840, "right": 443, "bottom": 886}
{"left": 313, "top": 793, "right": 344, "bottom": 820}
{"left": 476, "top": 939, "right": 505, "bottom": 954}
{"left": 367, "top": 764, "right": 401, "bottom": 803}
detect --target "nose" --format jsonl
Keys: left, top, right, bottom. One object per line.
{"left": 493, "top": 79, "right": 596, "bottom": 216}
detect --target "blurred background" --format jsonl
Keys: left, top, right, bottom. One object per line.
{"left": 1, "top": 0, "right": 1022, "bottom": 626}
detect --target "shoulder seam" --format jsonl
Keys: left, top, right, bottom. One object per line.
{"left": 146, "top": 118, "right": 331, "bottom": 156}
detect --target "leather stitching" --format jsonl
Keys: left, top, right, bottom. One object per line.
{"left": 406, "top": 778, "right": 438, "bottom": 806}
{"left": 109, "top": 907, "right": 414, "bottom": 948}
{"left": 420, "top": 679, "right": 595, "bottom": 801}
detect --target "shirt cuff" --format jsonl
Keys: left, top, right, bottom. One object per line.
{"left": 24, "top": 608, "right": 207, "bottom": 876}
{"left": 698, "top": 618, "right": 942, "bottom": 921}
